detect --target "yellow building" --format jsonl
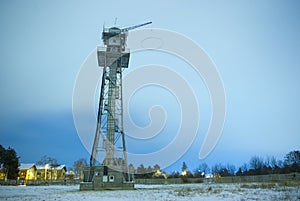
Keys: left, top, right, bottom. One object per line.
{"left": 0, "top": 163, "right": 7, "bottom": 180}
{"left": 0, "top": 170, "right": 7, "bottom": 180}
{"left": 52, "top": 165, "right": 67, "bottom": 180}
{"left": 1, "top": 163, "right": 67, "bottom": 181}
{"left": 66, "top": 169, "right": 75, "bottom": 180}
{"left": 19, "top": 163, "right": 37, "bottom": 181}
{"left": 36, "top": 164, "right": 66, "bottom": 180}
{"left": 36, "top": 164, "right": 49, "bottom": 180}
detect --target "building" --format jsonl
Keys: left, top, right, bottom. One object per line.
{"left": 36, "top": 164, "right": 49, "bottom": 180}
{"left": 65, "top": 169, "right": 75, "bottom": 180}
{"left": 0, "top": 163, "right": 7, "bottom": 180}
{"left": 36, "top": 164, "right": 66, "bottom": 180}
{"left": 51, "top": 165, "right": 67, "bottom": 180}
{"left": 19, "top": 163, "right": 37, "bottom": 181}
{"left": 0, "top": 163, "right": 67, "bottom": 182}
{"left": 0, "top": 169, "right": 7, "bottom": 180}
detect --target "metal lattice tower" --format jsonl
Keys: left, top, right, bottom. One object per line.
{"left": 88, "top": 22, "right": 152, "bottom": 182}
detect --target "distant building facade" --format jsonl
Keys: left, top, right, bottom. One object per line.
{"left": 17, "top": 163, "right": 67, "bottom": 181}
{"left": 0, "top": 169, "right": 7, "bottom": 180}
{"left": 19, "top": 163, "right": 37, "bottom": 180}
{"left": 0, "top": 164, "right": 6, "bottom": 180}
{"left": 36, "top": 164, "right": 67, "bottom": 180}
{"left": 50, "top": 165, "right": 67, "bottom": 180}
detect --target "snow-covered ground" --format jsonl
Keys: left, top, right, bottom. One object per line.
{"left": 0, "top": 183, "right": 299, "bottom": 201}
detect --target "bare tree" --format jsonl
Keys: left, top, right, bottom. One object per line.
{"left": 146, "top": 165, "right": 153, "bottom": 173}
{"left": 73, "top": 158, "right": 87, "bottom": 179}
{"left": 249, "top": 156, "right": 264, "bottom": 170}
{"left": 241, "top": 163, "right": 248, "bottom": 173}
{"left": 136, "top": 164, "right": 146, "bottom": 174}
{"left": 196, "top": 163, "right": 209, "bottom": 177}
{"left": 36, "top": 155, "right": 59, "bottom": 181}
{"left": 198, "top": 163, "right": 209, "bottom": 173}
{"left": 128, "top": 164, "right": 135, "bottom": 174}
{"left": 212, "top": 163, "right": 235, "bottom": 177}
{"left": 211, "top": 163, "right": 227, "bottom": 176}
{"left": 265, "top": 156, "right": 277, "bottom": 169}
{"left": 284, "top": 150, "right": 300, "bottom": 166}
{"left": 153, "top": 164, "right": 161, "bottom": 171}
{"left": 36, "top": 155, "right": 59, "bottom": 167}
{"left": 276, "top": 160, "right": 284, "bottom": 168}
{"left": 226, "top": 164, "right": 236, "bottom": 176}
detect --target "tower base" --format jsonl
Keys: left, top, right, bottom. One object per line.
{"left": 80, "top": 165, "right": 135, "bottom": 190}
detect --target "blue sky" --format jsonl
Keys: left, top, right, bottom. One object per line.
{"left": 1, "top": 0, "right": 300, "bottom": 172}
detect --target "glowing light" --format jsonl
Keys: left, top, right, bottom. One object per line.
{"left": 155, "top": 170, "right": 162, "bottom": 176}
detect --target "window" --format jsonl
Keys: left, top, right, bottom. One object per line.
{"left": 109, "top": 175, "right": 114, "bottom": 182}
{"left": 102, "top": 175, "right": 108, "bottom": 182}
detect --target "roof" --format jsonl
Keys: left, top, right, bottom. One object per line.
{"left": 36, "top": 165, "right": 46, "bottom": 170}
{"left": 54, "top": 165, "right": 66, "bottom": 170}
{"left": 19, "top": 163, "right": 36, "bottom": 170}
{"left": 35, "top": 164, "right": 66, "bottom": 170}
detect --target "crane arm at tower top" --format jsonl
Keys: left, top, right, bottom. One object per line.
{"left": 102, "top": 21, "right": 152, "bottom": 42}
{"left": 121, "top": 21, "right": 152, "bottom": 32}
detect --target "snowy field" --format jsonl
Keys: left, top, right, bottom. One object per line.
{"left": 0, "top": 183, "right": 299, "bottom": 201}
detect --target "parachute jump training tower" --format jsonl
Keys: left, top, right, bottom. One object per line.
{"left": 80, "top": 21, "right": 152, "bottom": 190}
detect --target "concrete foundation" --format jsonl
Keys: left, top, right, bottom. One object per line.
{"left": 80, "top": 165, "right": 134, "bottom": 190}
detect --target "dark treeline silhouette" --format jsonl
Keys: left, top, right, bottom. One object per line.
{"left": 2, "top": 143, "right": 299, "bottom": 180}
{"left": 236, "top": 150, "right": 300, "bottom": 176}
{"left": 130, "top": 150, "right": 300, "bottom": 179}
{"left": 133, "top": 164, "right": 165, "bottom": 179}
{"left": 200, "top": 150, "right": 299, "bottom": 178}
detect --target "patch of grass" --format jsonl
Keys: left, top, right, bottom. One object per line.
{"left": 239, "top": 181, "right": 300, "bottom": 188}
{"left": 212, "top": 189, "right": 221, "bottom": 194}
{"left": 240, "top": 183, "right": 276, "bottom": 189}
{"left": 227, "top": 188, "right": 245, "bottom": 194}
{"left": 194, "top": 179, "right": 204, "bottom": 183}
{"left": 240, "top": 184, "right": 257, "bottom": 189}
{"left": 276, "top": 181, "right": 300, "bottom": 187}
{"left": 206, "top": 186, "right": 221, "bottom": 194}
{"left": 260, "top": 183, "right": 276, "bottom": 189}
{"left": 174, "top": 187, "right": 192, "bottom": 197}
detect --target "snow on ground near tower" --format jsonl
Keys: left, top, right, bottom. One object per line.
{"left": 0, "top": 183, "right": 299, "bottom": 201}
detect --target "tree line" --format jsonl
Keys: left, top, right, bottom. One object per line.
{"left": 235, "top": 151, "right": 300, "bottom": 176}
{"left": 180, "top": 150, "right": 300, "bottom": 178}
{"left": 1, "top": 143, "right": 299, "bottom": 180}
{"left": 71, "top": 150, "right": 299, "bottom": 179}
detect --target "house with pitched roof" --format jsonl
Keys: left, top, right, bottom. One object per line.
{"left": 0, "top": 163, "right": 68, "bottom": 182}
{"left": 19, "top": 163, "right": 37, "bottom": 181}
{"left": 51, "top": 165, "right": 67, "bottom": 180}
{"left": 36, "top": 164, "right": 67, "bottom": 180}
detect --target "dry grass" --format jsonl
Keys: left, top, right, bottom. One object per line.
{"left": 240, "top": 183, "right": 276, "bottom": 189}
{"left": 173, "top": 187, "right": 192, "bottom": 196}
